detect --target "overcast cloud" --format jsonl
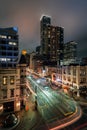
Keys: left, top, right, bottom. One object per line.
{"left": 0, "top": 0, "right": 87, "bottom": 57}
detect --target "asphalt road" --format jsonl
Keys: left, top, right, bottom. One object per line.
{"left": 61, "top": 105, "right": 87, "bottom": 130}
{"left": 26, "top": 76, "right": 81, "bottom": 129}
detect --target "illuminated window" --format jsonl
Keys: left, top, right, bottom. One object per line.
{"left": 63, "top": 76, "right": 66, "bottom": 80}
{"left": 8, "top": 36, "right": 11, "bottom": 39}
{"left": 48, "top": 44, "right": 50, "bottom": 47}
{"left": 73, "top": 68, "right": 76, "bottom": 76}
{"left": 0, "top": 35, "right": 7, "bottom": 39}
{"left": 80, "top": 69, "right": 86, "bottom": 76}
{"left": 68, "top": 77, "right": 71, "bottom": 81}
{"left": 10, "top": 76, "right": 14, "bottom": 84}
{"left": 73, "top": 78, "right": 76, "bottom": 83}
{"left": 0, "top": 58, "right": 11, "bottom": 62}
{"left": 52, "top": 28, "right": 55, "bottom": 32}
{"left": 52, "top": 51, "right": 55, "bottom": 54}
{"left": 67, "top": 66, "right": 71, "bottom": 75}
{"left": 48, "top": 35, "right": 50, "bottom": 38}
{"left": 3, "top": 90, "right": 7, "bottom": 98}
{"left": 80, "top": 78, "right": 86, "bottom": 84}
{"left": 9, "top": 42, "right": 17, "bottom": 45}
{"left": 3, "top": 76, "right": 7, "bottom": 85}
{"left": 48, "top": 31, "right": 50, "bottom": 34}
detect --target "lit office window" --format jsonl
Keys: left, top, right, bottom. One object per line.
{"left": 8, "top": 36, "right": 11, "bottom": 39}
{"left": 0, "top": 35, "right": 7, "bottom": 39}
{"left": 9, "top": 42, "right": 17, "bottom": 45}
{"left": 3, "top": 76, "right": 7, "bottom": 85}
{"left": 0, "top": 58, "right": 11, "bottom": 62}
{"left": 73, "top": 78, "right": 76, "bottom": 83}
{"left": 80, "top": 69, "right": 86, "bottom": 76}
{"left": 10, "top": 76, "right": 14, "bottom": 84}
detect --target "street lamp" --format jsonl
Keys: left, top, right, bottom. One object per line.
{"left": 42, "top": 69, "right": 45, "bottom": 77}
{"left": 0, "top": 104, "right": 3, "bottom": 114}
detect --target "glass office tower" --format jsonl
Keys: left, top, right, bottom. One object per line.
{"left": 0, "top": 27, "right": 19, "bottom": 68}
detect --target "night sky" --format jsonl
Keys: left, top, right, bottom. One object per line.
{"left": 0, "top": 0, "right": 87, "bottom": 57}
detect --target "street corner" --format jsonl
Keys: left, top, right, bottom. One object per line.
{"left": 0, "top": 114, "right": 20, "bottom": 130}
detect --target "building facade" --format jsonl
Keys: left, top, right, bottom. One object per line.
{"left": 18, "top": 52, "right": 30, "bottom": 109}
{"left": 0, "top": 27, "right": 20, "bottom": 114}
{"left": 46, "top": 64, "right": 87, "bottom": 97}
{"left": 57, "top": 65, "right": 87, "bottom": 97}
{"left": 40, "top": 15, "right": 51, "bottom": 55}
{"left": 0, "top": 68, "right": 20, "bottom": 114}
{"left": 63, "top": 41, "right": 77, "bottom": 65}
{"left": 0, "top": 27, "right": 19, "bottom": 68}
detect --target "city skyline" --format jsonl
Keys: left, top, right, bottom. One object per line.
{"left": 0, "top": 0, "right": 87, "bottom": 57}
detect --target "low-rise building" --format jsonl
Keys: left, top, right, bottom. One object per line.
{"left": 18, "top": 52, "right": 30, "bottom": 109}
{"left": 45, "top": 64, "right": 87, "bottom": 97}
{"left": 61, "top": 65, "right": 87, "bottom": 96}
{"left": 0, "top": 67, "right": 20, "bottom": 114}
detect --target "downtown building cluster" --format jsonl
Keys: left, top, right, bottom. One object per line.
{"left": 0, "top": 15, "right": 87, "bottom": 114}
{"left": 31, "top": 15, "right": 87, "bottom": 97}
{"left": 0, "top": 27, "right": 27, "bottom": 114}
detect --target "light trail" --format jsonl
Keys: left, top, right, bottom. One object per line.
{"left": 50, "top": 106, "right": 82, "bottom": 130}
{"left": 26, "top": 79, "right": 37, "bottom": 96}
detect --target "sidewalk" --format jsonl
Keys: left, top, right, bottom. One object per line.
{"left": 68, "top": 91, "right": 87, "bottom": 106}
{"left": 74, "top": 96, "right": 87, "bottom": 106}
{"left": 0, "top": 96, "right": 44, "bottom": 130}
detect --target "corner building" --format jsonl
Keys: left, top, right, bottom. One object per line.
{"left": 0, "top": 27, "right": 20, "bottom": 114}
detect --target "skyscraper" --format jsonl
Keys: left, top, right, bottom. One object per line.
{"left": 63, "top": 41, "right": 77, "bottom": 65}
{"left": 0, "top": 27, "right": 19, "bottom": 68}
{"left": 40, "top": 15, "right": 51, "bottom": 55}
{"left": 40, "top": 15, "right": 64, "bottom": 65}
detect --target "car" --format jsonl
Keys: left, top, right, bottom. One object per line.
{"left": 3, "top": 113, "right": 18, "bottom": 128}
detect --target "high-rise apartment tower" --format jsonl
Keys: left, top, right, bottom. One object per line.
{"left": 40, "top": 15, "right": 64, "bottom": 65}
